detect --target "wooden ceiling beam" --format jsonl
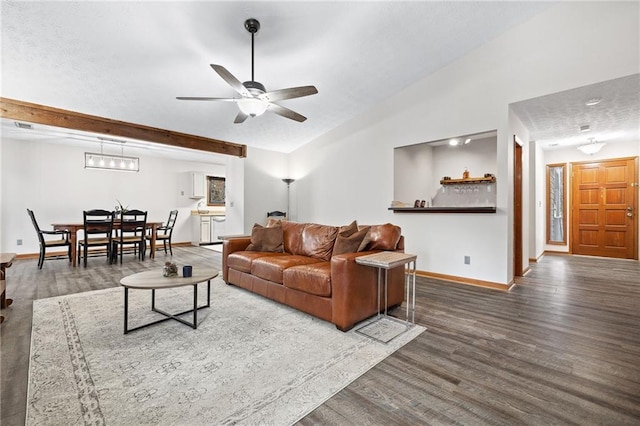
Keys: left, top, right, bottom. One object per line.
{"left": 0, "top": 97, "right": 247, "bottom": 158}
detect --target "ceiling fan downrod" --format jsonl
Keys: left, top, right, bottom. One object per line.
{"left": 245, "top": 18, "right": 260, "bottom": 83}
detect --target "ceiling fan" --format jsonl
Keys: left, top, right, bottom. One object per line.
{"left": 177, "top": 18, "right": 318, "bottom": 123}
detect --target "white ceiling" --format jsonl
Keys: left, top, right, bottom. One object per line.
{"left": 510, "top": 74, "right": 640, "bottom": 151}
{"left": 1, "top": 1, "right": 558, "bottom": 155}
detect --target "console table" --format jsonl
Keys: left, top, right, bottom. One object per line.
{"left": 355, "top": 251, "right": 417, "bottom": 343}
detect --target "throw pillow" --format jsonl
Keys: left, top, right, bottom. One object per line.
{"left": 333, "top": 226, "right": 370, "bottom": 255}
{"left": 338, "top": 220, "right": 358, "bottom": 237}
{"left": 246, "top": 223, "right": 284, "bottom": 252}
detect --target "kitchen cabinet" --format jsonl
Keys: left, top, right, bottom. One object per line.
{"left": 191, "top": 214, "right": 226, "bottom": 245}
{"left": 189, "top": 172, "right": 205, "bottom": 199}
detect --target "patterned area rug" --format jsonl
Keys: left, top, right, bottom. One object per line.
{"left": 27, "top": 278, "right": 425, "bottom": 425}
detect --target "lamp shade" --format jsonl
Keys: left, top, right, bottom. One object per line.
{"left": 577, "top": 142, "right": 606, "bottom": 155}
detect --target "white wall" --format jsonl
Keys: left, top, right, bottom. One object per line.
{"left": 242, "top": 146, "right": 289, "bottom": 230}
{"left": 285, "top": 2, "right": 639, "bottom": 284}
{"left": 0, "top": 137, "right": 229, "bottom": 255}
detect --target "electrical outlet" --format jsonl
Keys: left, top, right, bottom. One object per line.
{"left": 17, "top": 239, "right": 23, "bottom": 246}
{"left": 180, "top": 190, "right": 185, "bottom": 196}
{"left": 464, "top": 255, "right": 470, "bottom": 265}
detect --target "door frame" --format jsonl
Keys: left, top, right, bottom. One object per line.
{"left": 514, "top": 136, "right": 523, "bottom": 276}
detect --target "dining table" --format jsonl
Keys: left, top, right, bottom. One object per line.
{"left": 52, "top": 220, "right": 164, "bottom": 267}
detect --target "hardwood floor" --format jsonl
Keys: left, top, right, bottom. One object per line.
{"left": 1, "top": 250, "right": 639, "bottom": 425}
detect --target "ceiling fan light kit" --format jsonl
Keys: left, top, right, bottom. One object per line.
{"left": 177, "top": 18, "right": 318, "bottom": 123}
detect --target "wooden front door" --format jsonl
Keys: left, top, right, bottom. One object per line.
{"left": 571, "top": 157, "right": 638, "bottom": 259}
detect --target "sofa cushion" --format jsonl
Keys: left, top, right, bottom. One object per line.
{"left": 282, "top": 221, "right": 306, "bottom": 255}
{"left": 362, "top": 223, "right": 402, "bottom": 251}
{"left": 251, "top": 255, "right": 322, "bottom": 284}
{"left": 246, "top": 223, "right": 284, "bottom": 252}
{"left": 301, "top": 223, "right": 339, "bottom": 261}
{"left": 227, "top": 251, "right": 286, "bottom": 273}
{"left": 283, "top": 262, "right": 332, "bottom": 297}
{"left": 333, "top": 226, "right": 370, "bottom": 255}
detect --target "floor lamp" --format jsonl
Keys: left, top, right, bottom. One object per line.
{"left": 282, "top": 178, "right": 295, "bottom": 218}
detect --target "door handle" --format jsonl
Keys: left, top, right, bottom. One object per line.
{"left": 627, "top": 206, "right": 634, "bottom": 217}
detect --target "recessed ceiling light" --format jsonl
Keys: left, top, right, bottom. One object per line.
{"left": 464, "top": 138, "right": 471, "bottom": 144}
{"left": 580, "top": 125, "right": 591, "bottom": 132}
{"left": 585, "top": 97, "right": 602, "bottom": 106}
{"left": 449, "top": 139, "right": 459, "bottom": 146}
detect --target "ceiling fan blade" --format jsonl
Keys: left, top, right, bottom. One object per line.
{"left": 210, "top": 64, "right": 252, "bottom": 98}
{"left": 234, "top": 111, "right": 249, "bottom": 124}
{"left": 176, "top": 97, "right": 239, "bottom": 102}
{"left": 267, "top": 103, "right": 307, "bottom": 122}
{"left": 260, "top": 86, "right": 318, "bottom": 103}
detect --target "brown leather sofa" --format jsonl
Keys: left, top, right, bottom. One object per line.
{"left": 222, "top": 221, "right": 406, "bottom": 331}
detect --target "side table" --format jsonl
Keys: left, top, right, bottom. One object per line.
{"left": 355, "top": 251, "right": 417, "bottom": 343}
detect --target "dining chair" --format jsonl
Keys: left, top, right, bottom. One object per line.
{"left": 78, "top": 209, "right": 115, "bottom": 267}
{"left": 113, "top": 209, "right": 147, "bottom": 263}
{"left": 147, "top": 209, "right": 178, "bottom": 256}
{"left": 26, "top": 208, "right": 72, "bottom": 269}
{"left": 267, "top": 211, "right": 286, "bottom": 219}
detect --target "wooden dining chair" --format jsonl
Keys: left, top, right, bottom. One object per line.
{"left": 113, "top": 209, "right": 147, "bottom": 263}
{"left": 78, "top": 209, "right": 115, "bottom": 267}
{"left": 147, "top": 209, "right": 178, "bottom": 256}
{"left": 26, "top": 208, "right": 72, "bottom": 269}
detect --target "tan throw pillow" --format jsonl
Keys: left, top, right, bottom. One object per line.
{"left": 266, "top": 217, "right": 286, "bottom": 227}
{"left": 333, "top": 226, "right": 370, "bottom": 256}
{"left": 246, "top": 223, "right": 284, "bottom": 252}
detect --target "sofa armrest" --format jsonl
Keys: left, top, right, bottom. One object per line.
{"left": 222, "top": 237, "right": 251, "bottom": 282}
{"left": 330, "top": 250, "right": 405, "bottom": 331}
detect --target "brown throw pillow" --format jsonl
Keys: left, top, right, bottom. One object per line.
{"left": 246, "top": 223, "right": 284, "bottom": 252}
{"left": 334, "top": 226, "right": 370, "bottom": 256}
{"left": 338, "top": 220, "right": 358, "bottom": 237}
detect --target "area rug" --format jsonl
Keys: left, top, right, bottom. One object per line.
{"left": 27, "top": 278, "right": 425, "bottom": 425}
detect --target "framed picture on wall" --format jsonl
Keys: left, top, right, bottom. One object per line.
{"left": 207, "top": 176, "right": 225, "bottom": 206}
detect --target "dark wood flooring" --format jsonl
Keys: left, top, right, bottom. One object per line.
{"left": 2, "top": 249, "right": 639, "bottom": 425}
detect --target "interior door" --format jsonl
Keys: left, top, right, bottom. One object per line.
{"left": 571, "top": 157, "right": 638, "bottom": 259}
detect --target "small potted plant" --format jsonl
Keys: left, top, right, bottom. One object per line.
{"left": 115, "top": 200, "right": 129, "bottom": 218}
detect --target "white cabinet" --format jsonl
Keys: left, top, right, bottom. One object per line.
{"left": 192, "top": 214, "right": 226, "bottom": 246}
{"left": 190, "top": 172, "right": 205, "bottom": 199}
{"left": 192, "top": 215, "right": 211, "bottom": 245}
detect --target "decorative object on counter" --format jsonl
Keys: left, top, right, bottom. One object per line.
{"left": 420, "top": 200, "right": 426, "bottom": 208}
{"left": 163, "top": 261, "right": 178, "bottom": 277}
{"left": 484, "top": 173, "right": 495, "bottom": 178}
{"left": 462, "top": 168, "right": 470, "bottom": 179}
{"left": 413, "top": 200, "right": 421, "bottom": 208}
{"left": 182, "top": 265, "right": 193, "bottom": 278}
{"left": 115, "top": 200, "right": 129, "bottom": 217}
{"left": 442, "top": 176, "right": 451, "bottom": 180}
{"left": 390, "top": 201, "right": 410, "bottom": 208}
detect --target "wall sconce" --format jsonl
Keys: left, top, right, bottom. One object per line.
{"left": 85, "top": 142, "right": 139, "bottom": 172}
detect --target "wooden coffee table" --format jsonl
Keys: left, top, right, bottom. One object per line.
{"left": 120, "top": 267, "right": 219, "bottom": 334}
